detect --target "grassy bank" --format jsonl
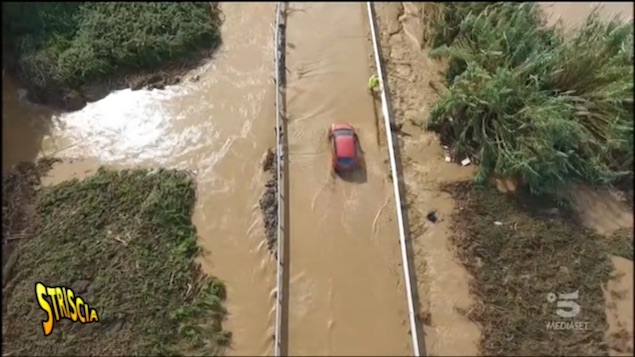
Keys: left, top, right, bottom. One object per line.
{"left": 2, "top": 2, "right": 222, "bottom": 106}
{"left": 2, "top": 162, "right": 230, "bottom": 356}
{"left": 426, "top": 2, "right": 633, "bottom": 195}
{"left": 444, "top": 182, "right": 632, "bottom": 356}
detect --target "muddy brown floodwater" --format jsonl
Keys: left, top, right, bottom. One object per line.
{"left": 3, "top": 3, "right": 278, "bottom": 356}
{"left": 284, "top": 2, "right": 411, "bottom": 356}
{"left": 539, "top": 2, "right": 634, "bottom": 28}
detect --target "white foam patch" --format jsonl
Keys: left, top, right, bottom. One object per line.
{"left": 49, "top": 85, "right": 203, "bottom": 165}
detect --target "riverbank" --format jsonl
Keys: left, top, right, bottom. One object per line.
{"left": 2, "top": 2, "right": 223, "bottom": 111}
{"left": 375, "top": 2, "right": 633, "bottom": 355}
{"left": 445, "top": 181, "right": 632, "bottom": 356}
{"left": 1, "top": 159, "right": 231, "bottom": 355}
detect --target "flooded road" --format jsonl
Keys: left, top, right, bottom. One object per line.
{"left": 3, "top": 3, "right": 277, "bottom": 355}
{"left": 284, "top": 2, "right": 411, "bottom": 355}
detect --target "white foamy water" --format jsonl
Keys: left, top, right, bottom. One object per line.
{"left": 47, "top": 85, "right": 193, "bottom": 163}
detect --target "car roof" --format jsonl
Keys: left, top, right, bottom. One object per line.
{"left": 334, "top": 133, "right": 356, "bottom": 158}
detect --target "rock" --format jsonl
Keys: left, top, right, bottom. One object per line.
{"left": 390, "top": 121, "right": 403, "bottom": 132}
{"left": 426, "top": 210, "right": 438, "bottom": 223}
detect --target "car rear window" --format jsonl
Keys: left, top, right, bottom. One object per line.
{"left": 335, "top": 129, "right": 354, "bottom": 137}
{"left": 338, "top": 157, "right": 355, "bottom": 166}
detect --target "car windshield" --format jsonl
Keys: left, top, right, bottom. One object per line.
{"left": 338, "top": 157, "right": 355, "bottom": 166}
{"left": 335, "top": 128, "right": 354, "bottom": 137}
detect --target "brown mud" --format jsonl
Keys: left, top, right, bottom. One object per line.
{"left": 604, "top": 255, "right": 634, "bottom": 356}
{"left": 374, "top": 2, "right": 480, "bottom": 355}
{"left": 259, "top": 147, "right": 278, "bottom": 254}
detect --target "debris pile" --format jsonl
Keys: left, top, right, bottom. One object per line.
{"left": 259, "top": 148, "right": 278, "bottom": 253}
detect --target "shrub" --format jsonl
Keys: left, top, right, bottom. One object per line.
{"left": 427, "top": 3, "right": 634, "bottom": 194}
{"left": 2, "top": 2, "right": 222, "bottom": 89}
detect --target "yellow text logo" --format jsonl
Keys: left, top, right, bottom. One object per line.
{"left": 35, "top": 282, "right": 100, "bottom": 336}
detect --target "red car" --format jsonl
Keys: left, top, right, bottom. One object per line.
{"left": 329, "top": 123, "right": 360, "bottom": 173}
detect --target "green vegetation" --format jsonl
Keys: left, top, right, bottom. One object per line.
{"left": 368, "top": 74, "right": 380, "bottom": 92}
{"left": 2, "top": 2, "right": 221, "bottom": 89}
{"left": 2, "top": 162, "right": 230, "bottom": 356}
{"left": 444, "top": 181, "right": 633, "bottom": 356}
{"left": 420, "top": 4, "right": 634, "bottom": 355}
{"left": 426, "top": 3, "right": 633, "bottom": 194}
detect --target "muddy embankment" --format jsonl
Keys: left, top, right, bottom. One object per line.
{"left": 375, "top": 1, "right": 633, "bottom": 356}
{"left": 374, "top": 3, "right": 480, "bottom": 355}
